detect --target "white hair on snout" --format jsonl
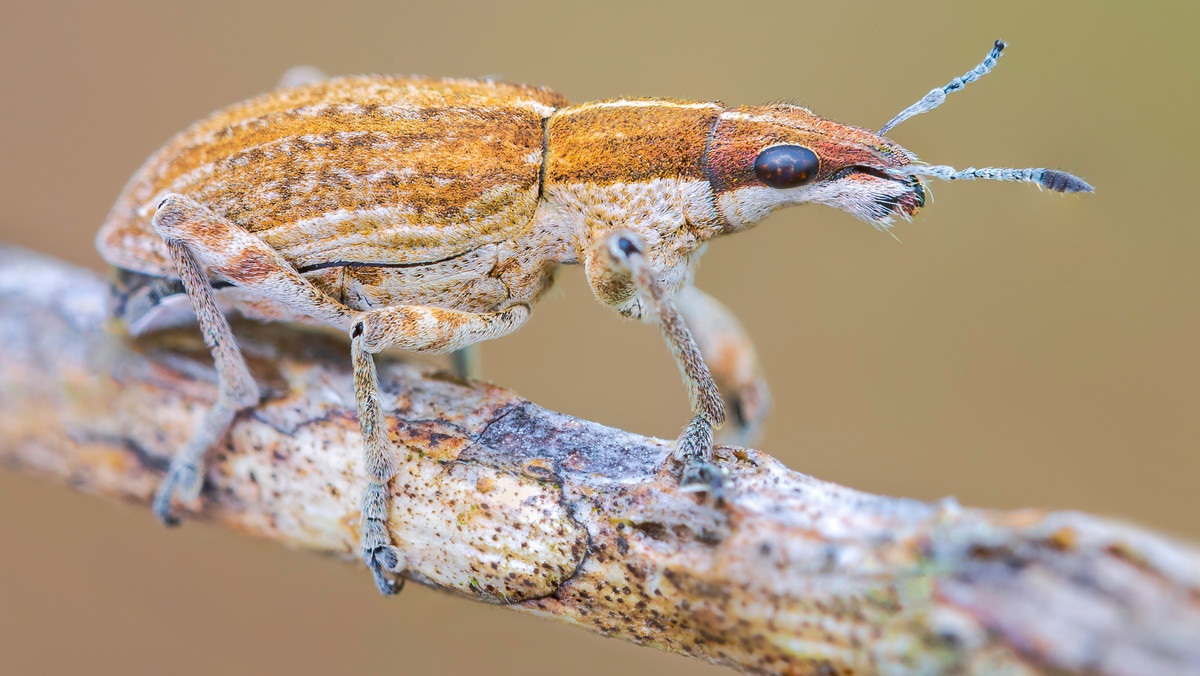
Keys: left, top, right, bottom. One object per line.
{"left": 807, "top": 176, "right": 918, "bottom": 228}
{"left": 717, "top": 173, "right": 918, "bottom": 234}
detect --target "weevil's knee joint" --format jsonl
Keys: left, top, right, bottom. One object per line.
{"left": 602, "top": 230, "right": 646, "bottom": 267}
{"left": 152, "top": 192, "right": 187, "bottom": 214}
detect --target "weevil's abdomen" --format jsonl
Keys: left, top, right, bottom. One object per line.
{"left": 97, "top": 76, "right": 568, "bottom": 287}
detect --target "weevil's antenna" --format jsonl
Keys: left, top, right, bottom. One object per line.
{"left": 879, "top": 40, "right": 1007, "bottom": 135}
{"left": 895, "top": 164, "right": 1094, "bottom": 193}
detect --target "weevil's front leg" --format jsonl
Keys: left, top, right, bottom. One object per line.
{"left": 351, "top": 302, "right": 530, "bottom": 594}
{"left": 151, "top": 239, "right": 261, "bottom": 525}
{"left": 595, "top": 233, "right": 728, "bottom": 499}
{"left": 675, "top": 286, "right": 770, "bottom": 446}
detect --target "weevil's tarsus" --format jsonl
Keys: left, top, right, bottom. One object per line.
{"left": 893, "top": 164, "right": 1095, "bottom": 193}
{"left": 879, "top": 40, "right": 1007, "bottom": 135}
{"left": 152, "top": 401, "right": 236, "bottom": 525}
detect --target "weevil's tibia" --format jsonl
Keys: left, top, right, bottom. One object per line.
{"left": 151, "top": 238, "right": 261, "bottom": 525}
{"left": 879, "top": 40, "right": 1007, "bottom": 134}
{"left": 600, "top": 232, "right": 728, "bottom": 499}
{"left": 895, "top": 164, "right": 1095, "bottom": 193}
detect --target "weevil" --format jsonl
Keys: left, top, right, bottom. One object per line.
{"left": 96, "top": 41, "right": 1091, "bottom": 595}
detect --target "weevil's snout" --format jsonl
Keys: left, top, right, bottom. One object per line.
{"left": 823, "top": 163, "right": 929, "bottom": 224}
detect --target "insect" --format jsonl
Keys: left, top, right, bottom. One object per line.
{"left": 96, "top": 40, "right": 1091, "bottom": 595}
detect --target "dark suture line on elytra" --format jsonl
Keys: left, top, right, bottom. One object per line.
{"left": 295, "top": 245, "right": 484, "bottom": 273}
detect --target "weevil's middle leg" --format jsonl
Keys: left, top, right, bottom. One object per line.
{"left": 450, "top": 345, "right": 482, "bottom": 380}
{"left": 152, "top": 240, "right": 261, "bottom": 525}
{"left": 351, "top": 328, "right": 405, "bottom": 596}
{"left": 351, "top": 301, "right": 530, "bottom": 593}
{"left": 597, "top": 233, "right": 728, "bottom": 500}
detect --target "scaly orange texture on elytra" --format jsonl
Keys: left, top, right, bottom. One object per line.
{"left": 98, "top": 77, "right": 567, "bottom": 282}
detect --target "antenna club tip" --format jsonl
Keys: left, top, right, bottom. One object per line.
{"left": 993, "top": 39, "right": 1007, "bottom": 52}
{"left": 1040, "top": 170, "right": 1094, "bottom": 194}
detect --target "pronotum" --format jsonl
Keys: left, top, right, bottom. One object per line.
{"left": 96, "top": 40, "right": 1091, "bottom": 594}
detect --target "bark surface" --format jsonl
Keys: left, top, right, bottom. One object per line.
{"left": 1, "top": 246, "right": 1198, "bottom": 676}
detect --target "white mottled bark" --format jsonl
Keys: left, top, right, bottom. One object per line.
{"left": 1, "top": 246, "right": 1197, "bottom": 676}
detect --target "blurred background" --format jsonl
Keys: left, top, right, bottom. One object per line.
{"left": 1, "top": 1, "right": 1196, "bottom": 674}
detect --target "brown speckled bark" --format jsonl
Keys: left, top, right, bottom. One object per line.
{"left": 1, "top": 245, "right": 1198, "bottom": 676}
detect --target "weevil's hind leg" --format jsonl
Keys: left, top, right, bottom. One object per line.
{"left": 592, "top": 233, "right": 728, "bottom": 501}
{"left": 152, "top": 239, "right": 261, "bottom": 525}
{"left": 151, "top": 193, "right": 531, "bottom": 594}
{"left": 351, "top": 302, "right": 530, "bottom": 593}
{"left": 450, "top": 345, "right": 482, "bottom": 380}
{"left": 675, "top": 286, "right": 770, "bottom": 446}
{"left": 276, "top": 65, "right": 328, "bottom": 89}
{"left": 151, "top": 194, "right": 388, "bottom": 593}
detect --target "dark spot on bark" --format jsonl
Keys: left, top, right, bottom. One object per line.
{"left": 629, "top": 521, "right": 669, "bottom": 541}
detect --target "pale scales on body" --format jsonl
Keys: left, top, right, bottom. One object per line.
{"left": 96, "top": 41, "right": 1092, "bottom": 595}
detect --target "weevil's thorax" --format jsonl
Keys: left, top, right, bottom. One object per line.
{"left": 542, "top": 99, "right": 729, "bottom": 296}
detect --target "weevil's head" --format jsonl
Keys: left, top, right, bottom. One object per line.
{"left": 704, "top": 104, "right": 928, "bottom": 232}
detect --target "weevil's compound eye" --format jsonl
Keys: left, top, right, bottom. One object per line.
{"left": 754, "top": 145, "right": 820, "bottom": 189}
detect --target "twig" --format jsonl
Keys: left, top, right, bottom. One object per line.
{"left": 1, "top": 245, "right": 1198, "bottom": 676}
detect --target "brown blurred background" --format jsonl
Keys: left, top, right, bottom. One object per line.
{"left": 1, "top": 1, "right": 1196, "bottom": 674}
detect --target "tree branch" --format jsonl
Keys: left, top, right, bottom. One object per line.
{"left": 1, "top": 245, "right": 1198, "bottom": 676}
